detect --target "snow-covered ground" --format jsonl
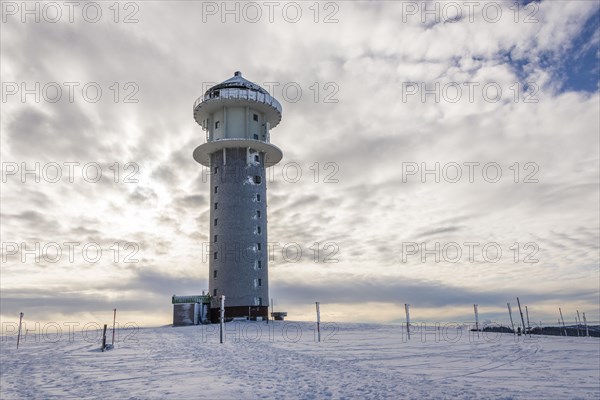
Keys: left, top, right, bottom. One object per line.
{"left": 1, "top": 321, "right": 599, "bottom": 399}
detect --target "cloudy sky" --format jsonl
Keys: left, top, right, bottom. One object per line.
{"left": 1, "top": 0, "right": 599, "bottom": 328}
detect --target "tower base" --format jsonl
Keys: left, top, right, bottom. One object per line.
{"left": 210, "top": 306, "right": 269, "bottom": 323}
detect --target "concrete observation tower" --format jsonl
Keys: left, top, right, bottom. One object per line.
{"left": 193, "top": 71, "right": 283, "bottom": 321}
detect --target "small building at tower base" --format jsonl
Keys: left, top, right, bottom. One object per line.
{"left": 172, "top": 295, "right": 211, "bottom": 326}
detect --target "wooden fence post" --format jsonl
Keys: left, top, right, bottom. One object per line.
{"left": 16, "top": 312, "right": 24, "bottom": 349}
{"left": 101, "top": 324, "right": 107, "bottom": 352}
{"left": 316, "top": 302, "right": 321, "bottom": 342}
{"left": 112, "top": 309, "right": 117, "bottom": 345}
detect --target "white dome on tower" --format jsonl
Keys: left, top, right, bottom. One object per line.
{"left": 193, "top": 71, "right": 282, "bottom": 129}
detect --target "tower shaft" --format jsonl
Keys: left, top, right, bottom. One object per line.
{"left": 209, "top": 148, "right": 269, "bottom": 320}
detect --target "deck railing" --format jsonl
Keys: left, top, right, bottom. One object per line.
{"left": 193, "top": 87, "right": 282, "bottom": 114}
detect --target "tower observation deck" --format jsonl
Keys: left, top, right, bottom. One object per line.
{"left": 193, "top": 71, "right": 283, "bottom": 321}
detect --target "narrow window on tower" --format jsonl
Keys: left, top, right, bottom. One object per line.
{"left": 214, "top": 186, "right": 218, "bottom": 194}
{"left": 214, "top": 202, "right": 218, "bottom": 210}
{"left": 254, "top": 155, "right": 260, "bottom": 162}
{"left": 254, "top": 176, "right": 261, "bottom": 184}
{"left": 257, "top": 210, "right": 261, "bottom": 218}
{"left": 259, "top": 297, "right": 262, "bottom": 306}
{"left": 257, "top": 260, "right": 262, "bottom": 269}
{"left": 256, "top": 194, "right": 261, "bottom": 202}
{"left": 258, "top": 278, "right": 262, "bottom": 287}
{"left": 214, "top": 167, "right": 219, "bottom": 174}
{"left": 213, "top": 270, "right": 218, "bottom": 279}
{"left": 213, "top": 289, "right": 217, "bottom": 296}
{"left": 256, "top": 243, "right": 261, "bottom": 251}
{"left": 214, "top": 235, "right": 218, "bottom": 243}
{"left": 254, "top": 134, "right": 259, "bottom": 140}
{"left": 257, "top": 226, "right": 261, "bottom": 234}
{"left": 214, "top": 218, "right": 218, "bottom": 226}
{"left": 213, "top": 252, "right": 218, "bottom": 260}
{"left": 253, "top": 113, "right": 259, "bottom": 122}
{"left": 215, "top": 121, "right": 220, "bottom": 129}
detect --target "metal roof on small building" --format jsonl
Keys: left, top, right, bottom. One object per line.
{"left": 172, "top": 294, "right": 211, "bottom": 304}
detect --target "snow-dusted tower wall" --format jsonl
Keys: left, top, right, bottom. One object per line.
{"left": 193, "top": 71, "right": 283, "bottom": 321}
